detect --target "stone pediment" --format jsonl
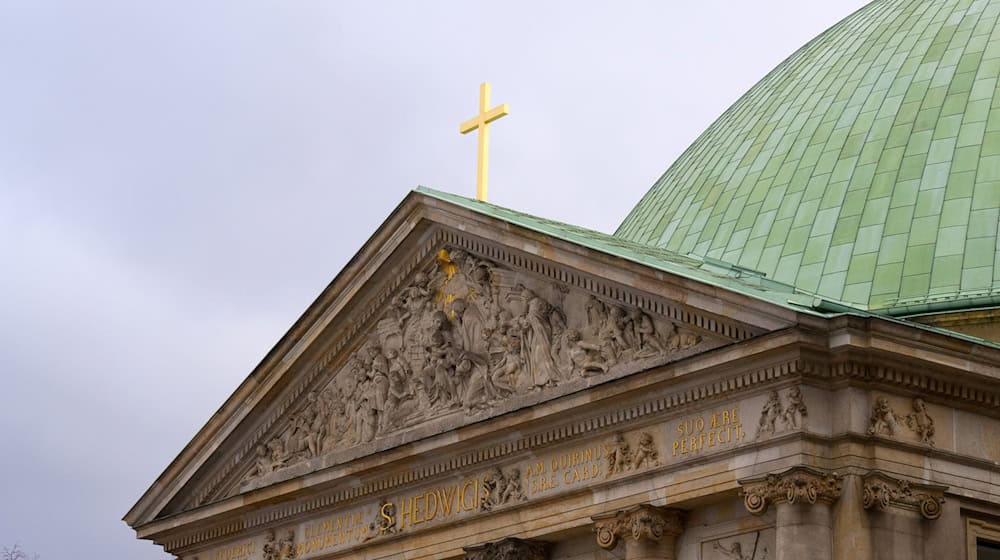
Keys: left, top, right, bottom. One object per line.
{"left": 136, "top": 194, "right": 773, "bottom": 525}
{"left": 237, "top": 242, "right": 719, "bottom": 491}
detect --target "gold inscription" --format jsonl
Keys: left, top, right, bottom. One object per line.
{"left": 391, "top": 476, "right": 481, "bottom": 529}
{"left": 672, "top": 407, "right": 745, "bottom": 456}
{"left": 211, "top": 541, "right": 254, "bottom": 560}
{"left": 525, "top": 445, "right": 603, "bottom": 496}
{"left": 297, "top": 511, "right": 367, "bottom": 555}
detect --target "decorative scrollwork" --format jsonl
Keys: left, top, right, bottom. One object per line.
{"left": 463, "top": 537, "right": 548, "bottom": 560}
{"left": 861, "top": 472, "right": 946, "bottom": 520}
{"left": 739, "top": 467, "right": 842, "bottom": 515}
{"left": 591, "top": 504, "right": 684, "bottom": 550}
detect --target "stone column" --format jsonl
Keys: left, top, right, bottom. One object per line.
{"left": 463, "top": 537, "right": 548, "bottom": 560}
{"left": 861, "top": 471, "right": 946, "bottom": 560}
{"left": 740, "top": 466, "right": 842, "bottom": 560}
{"left": 592, "top": 504, "right": 684, "bottom": 560}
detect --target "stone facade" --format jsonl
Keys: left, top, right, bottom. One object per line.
{"left": 125, "top": 193, "right": 1000, "bottom": 560}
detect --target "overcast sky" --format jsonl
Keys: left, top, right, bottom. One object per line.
{"left": 0, "top": 2, "right": 870, "bottom": 558}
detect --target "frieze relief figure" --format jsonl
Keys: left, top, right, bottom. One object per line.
{"left": 754, "top": 387, "right": 808, "bottom": 440}
{"left": 711, "top": 536, "right": 769, "bottom": 560}
{"left": 244, "top": 247, "right": 703, "bottom": 483}
{"left": 604, "top": 431, "right": 661, "bottom": 477}
{"left": 480, "top": 467, "right": 527, "bottom": 511}
{"left": 867, "top": 395, "right": 935, "bottom": 446}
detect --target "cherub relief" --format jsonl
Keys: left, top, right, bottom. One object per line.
{"left": 604, "top": 433, "right": 632, "bottom": 477}
{"left": 905, "top": 398, "right": 935, "bottom": 445}
{"left": 755, "top": 390, "right": 783, "bottom": 439}
{"left": 632, "top": 432, "right": 661, "bottom": 468}
{"left": 867, "top": 396, "right": 900, "bottom": 437}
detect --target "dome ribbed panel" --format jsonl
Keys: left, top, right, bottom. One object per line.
{"left": 618, "top": 0, "right": 1000, "bottom": 310}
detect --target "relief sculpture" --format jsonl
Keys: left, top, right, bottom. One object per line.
{"left": 754, "top": 387, "right": 808, "bottom": 440}
{"left": 244, "top": 247, "right": 702, "bottom": 482}
{"left": 604, "top": 431, "right": 661, "bottom": 477}
{"left": 867, "top": 395, "right": 935, "bottom": 446}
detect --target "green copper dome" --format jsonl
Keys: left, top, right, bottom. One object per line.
{"left": 618, "top": 0, "right": 1000, "bottom": 313}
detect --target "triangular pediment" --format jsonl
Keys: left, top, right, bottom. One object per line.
{"left": 126, "top": 190, "right": 791, "bottom": 532}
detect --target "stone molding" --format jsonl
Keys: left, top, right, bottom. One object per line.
{"left": 463, "top": 537, "right": 548, "bottom": 560}
{"left": 740, "top": 466, "right": 842, "bottom": 515}
{"left": 861, "top": 471, "right": 946, "bottom": 520}
{"left": 592, "top": 504, "right": 684, "bottom": 550}
{"left": 163, "top": 357, "right": 803, "bottom": 552}
{"left": 185, "top": 227, "right": 750, "bottom": 511}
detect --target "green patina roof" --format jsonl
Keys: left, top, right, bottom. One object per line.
{"left": 417, "top": 186, "right": 828, "bottom": 314}
{"left": 617, "top": 0, "right": 1000, "bottom": 314}
{"left": 417, "top": 186, "right": 1000, "bottom": 349}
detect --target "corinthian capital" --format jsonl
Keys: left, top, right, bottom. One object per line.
{"left": 591, "top": 504, "right": 684, "bottom": 550}
{"left": 862, "top": 471, "right": 946, "bottom": 520}
{"left": 740, "top": 466, "right": 842, "bottom": 515}
{"left": 464, "top": 537, "right": 548, "bottom": 560}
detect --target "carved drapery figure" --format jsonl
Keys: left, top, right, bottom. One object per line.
{"left": 244, "top": 246, "right": 706, "bottom": 482}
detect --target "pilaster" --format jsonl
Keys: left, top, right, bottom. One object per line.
{"left": 740, "top": 466, "right": 842, "bottom": 560}
{"left": 861, "top": 472, "right": 946, "bottom": 560}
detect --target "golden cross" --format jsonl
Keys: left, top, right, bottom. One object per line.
{"left": 459, "top": 82, "right": 509, "bottom": 202}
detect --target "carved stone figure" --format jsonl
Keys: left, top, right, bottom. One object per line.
{"left": 604, "top": 433, "right": 632, "bottom": 477}
{"left": 781, "top": 387, "right": 807, "bottom": 429}
{"left": 632, "top": 432, "right": 661, "bottom": 468}
{"left": 262, "top": 529, "right": 278, "bottom": 560}
{"left": 755, "top": 390, "right": 783, "bottom": 439}
{"left": 245, "top": 444, "right": 273, "bottom": 481}
{"left": 564, "top": 328, "right": 608, "bottom": 377}
{"left": 867, "top": 396, "right": 900, "bottom": 437}
{"left": 278, "top": 530, "right": 297, "bottom": 560}
{"left": 481, "top": 467, "right": 526, "bottom": 511}
{"left": 242, "top": 246, "right": 717, "bottom": 482}
{"left": 713, "top": 540, "right": 755, "bottom": 560}
{"left": 905, "top": 398, "right": 935, "bottom": 446}
{"left": 267, "top": 438, "right": 290, "bottom": 471}
{"left": 511, "top": 286, "right": 560, "bottom": 389}
{"left": 629, "top": 308, "right": 664, "bottom": 357}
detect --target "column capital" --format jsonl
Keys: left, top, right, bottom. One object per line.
{"left": 591, "top": 504, "right": 684, "bottom": 550}
{"left": 740, "top": 466, "right": 842, "bottom": 515}
{"left": 862, "top": 471, "right": 946, "bottom": 520}
{"left": 463, "top": 537, "right": 548, "bottom": 560}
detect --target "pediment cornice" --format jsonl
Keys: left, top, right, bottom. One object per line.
{"left": 127, "top": 192, "right": 784, "bottom": 530}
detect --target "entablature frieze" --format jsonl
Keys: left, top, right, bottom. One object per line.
{"left": 152, "top": 369, "right": 1000, "bottom": 559}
